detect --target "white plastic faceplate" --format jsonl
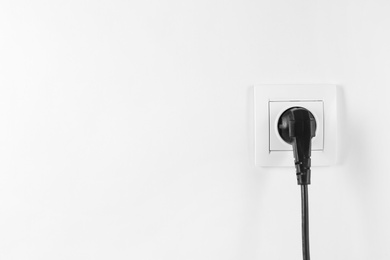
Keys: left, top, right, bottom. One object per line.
{"left": 254, "top": 84, "right": 338, "bottom": 167}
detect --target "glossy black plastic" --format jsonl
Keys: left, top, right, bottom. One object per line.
{"left": 277, "top": 107, "right": 316, "bottom": 185}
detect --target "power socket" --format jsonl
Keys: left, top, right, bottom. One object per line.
{"left": 254, "top": 84, "right": 338, "bottom": 167}
{"left": 269, "top": 100, "right": 324, "bottom": 151}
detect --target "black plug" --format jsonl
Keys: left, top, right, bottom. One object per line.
{"left": 278, "top": 107, "right": 316, "bottom": 185}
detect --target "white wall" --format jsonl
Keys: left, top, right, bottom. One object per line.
{"left": 0, "top": 1, "right": 389, "bottom": 259}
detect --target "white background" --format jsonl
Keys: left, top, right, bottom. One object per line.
{"left": 0, "top": 1, "right": 389, "bottom": 259}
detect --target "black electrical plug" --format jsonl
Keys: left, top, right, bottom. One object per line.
{"left": 278, "top": 107, "right": 316, "bottom": 185}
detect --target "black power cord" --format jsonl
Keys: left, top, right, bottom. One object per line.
{"left": 301, "top": 184, "right": 310, "bottom": 260}
{"left": 278, "top": 107, "right": 316, "bottom": 260}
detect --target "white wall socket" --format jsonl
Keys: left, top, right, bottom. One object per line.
{"left": 254, "top": 85, "right": 338, "bottom": 167}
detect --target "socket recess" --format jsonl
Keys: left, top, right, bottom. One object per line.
{"left": 254, "top": 85, "right": 338, "bottom": 167}
{"left": 269, "top": 101, "right": 324, "bottom": 151}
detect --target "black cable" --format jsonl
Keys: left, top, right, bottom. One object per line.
{"left": 277, "top": 107, "right": 314, "bottom": 259}
{"left": 301, "top": 184, "right": 310, "bottom": 260}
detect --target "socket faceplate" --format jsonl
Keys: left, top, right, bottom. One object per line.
{"left": 254, "top": 85, "right": 338, "bottom": 167}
